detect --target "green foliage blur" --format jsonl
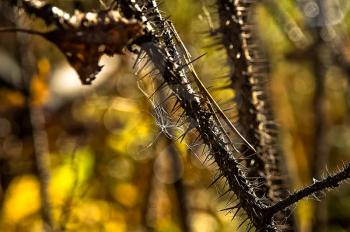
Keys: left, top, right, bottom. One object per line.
{"left": 0, "top": 0, "right": 350, "bottom": 232}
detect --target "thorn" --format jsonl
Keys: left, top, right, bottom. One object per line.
{"left": 133, "top": 50, "right": 146, "bottom": 69}
{"left": 149, "top": 81, "right": 167, "bottom": 99}
{"left": 237, "top": 216, "right": 249, "bottom": 230}
{"left": 232, "top": 205, "right": 242, "bottom": 219}
{"left": 209, "top": 174, "right": 224, "bottom": 188}
{"left": 176, "top": 110, "right": 187, "bottom": 125}
{"left": 220, "top": 203, "right": 240, "bottom": 212}
{"left": 177, "top": 123, "right": 196, "bottom": 143}
{"left": 217, "top": 189, "right": 231, "bottom": 199}
{"left": 192, "top": 133, "right": 201, "bottom": 144}
{"left": 170, "top": 99, "right": 181, "bottom": 113}
{"left": 177, "top": 53, "right": 207, "bottom": 71}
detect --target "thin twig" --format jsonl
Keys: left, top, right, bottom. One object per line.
{"left": 0, "top": 27, "right": 44, "bottom": 35}
{"left": 165, "top": 136, "right": 191, "bottom": 232}
{"left": 30, "top": 106, "right": 53, "bottom": 231}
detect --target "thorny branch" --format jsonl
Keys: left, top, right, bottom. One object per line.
{"left": 121, "top": 0, "right": 274, "bottom": 230}
{"left": 215, "top": 0, "right": 294, "bottom": 228}
{"left": 4, "top": 0, "right": 350, "bottom": 231}
{"left": 308, "top": 1, "right": 331, "bottom": 230}
{"left": 266, "top": 164, "right": 350, "bottom": 218}
{"left": 265, "top": 1, "right": 350, "bottom": 229}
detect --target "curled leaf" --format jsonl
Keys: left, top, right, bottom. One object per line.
{"left": 5, "top": 0, "right": 145, "bottom": 84}
{"left": 42, "top": 10, "right": 144, "bottom": 84}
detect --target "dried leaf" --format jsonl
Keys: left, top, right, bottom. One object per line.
{"left": 41, "top": 10, "right": 144, "bottom": 84}
{"left": 9, "top": 0, "right": 145, "bottom": 84}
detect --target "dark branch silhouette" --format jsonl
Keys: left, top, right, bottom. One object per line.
{"left": 267, "top": 164, "right": 350, "bottom": 217}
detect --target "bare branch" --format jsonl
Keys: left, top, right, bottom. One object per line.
{"left": 30, "top": 106, "right": 53, "bottom": 232}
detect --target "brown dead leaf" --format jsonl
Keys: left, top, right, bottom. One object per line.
{"left": 41, "top": 10, "right": 144, "bottom": 84}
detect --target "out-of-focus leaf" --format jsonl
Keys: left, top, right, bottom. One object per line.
{"left": 30, "top": 58, "right": 50, "bottom": 106}
{"left": 2, "top": 176, "right": 40, "bottom": 223}
{"left": 0, "top": 89, "right": 25, "bottom": 109}
{"left": 113, "top": 183, "right": 138, "bottom": 208}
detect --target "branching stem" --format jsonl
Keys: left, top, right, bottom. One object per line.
{"left": 0, "top": 27, "right": 44, "bottom": 35}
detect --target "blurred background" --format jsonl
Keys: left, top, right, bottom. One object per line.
{"left": 0, "top": 0, "right": 350, "bottom": 231}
